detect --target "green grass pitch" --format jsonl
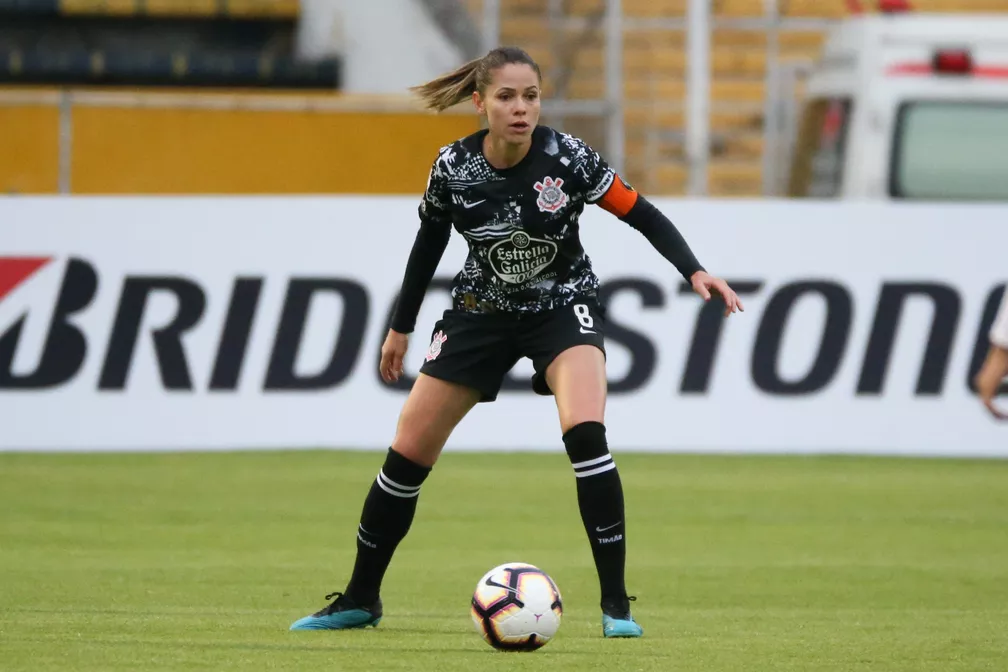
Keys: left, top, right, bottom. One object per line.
{"left": 2, "top": 450, "right": 1007, "bottom": 671}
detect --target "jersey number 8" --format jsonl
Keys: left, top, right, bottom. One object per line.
{"left": 573, "top": 303, "right": 594, "bottom": 330}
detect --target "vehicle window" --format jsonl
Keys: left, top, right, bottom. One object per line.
{"left": 891, "top": 101, "right": 1008, "bottom": 201}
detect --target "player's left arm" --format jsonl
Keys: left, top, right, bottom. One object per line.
{"left": 577, "top": 147, "right": 742, "bottom": 316}
{"left": 974, "top": 290, "right": 1008, "bottom": 420}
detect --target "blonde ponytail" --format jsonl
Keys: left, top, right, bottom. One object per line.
{"left": 410, "top": 47, "right": 543, "bottom": 113}
{"left": 410, "top": 57, "right": 482, "bottom": 112}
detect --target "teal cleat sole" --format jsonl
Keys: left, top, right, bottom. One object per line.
{"left": 289, "top": 612, "right": 382, "bottom": 631}
{"left": 602, "top": 614, "right": 643, "bottom": 638}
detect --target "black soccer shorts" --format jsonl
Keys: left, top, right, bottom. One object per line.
{"left": 417, "top": 297, "right": 607, "bottom": 402}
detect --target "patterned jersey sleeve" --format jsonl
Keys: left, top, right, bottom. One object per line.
{"left": 418, "top": 145, "right": 454, "bottom": 226}
{"left": 561, "top": 133, "right": 617, "bottom": 204}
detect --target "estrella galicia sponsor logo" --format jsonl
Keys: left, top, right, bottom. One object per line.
{"left": 488, "top": 231, "right": 558, "bottom": 285}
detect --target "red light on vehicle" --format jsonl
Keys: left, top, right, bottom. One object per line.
{"left": 932, "top": 49, "right": 973, "bottom": 74}
{"left": 878, "top": 0, "right": 911, "bottom": 12}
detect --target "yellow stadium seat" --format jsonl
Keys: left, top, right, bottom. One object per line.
{"left": 713, "top": 0, "right": 764, "bottom": 18}
{"left": 624, "top": 106, "right": 764, "bottom": 133}
{"left": 568, "top": 76, "right": 748, "bottom": 103}
{"left": 225, "top": 0, "right": 299, "bottom": 18}
{"left": 712, "top": 78, "right": 765, "bottom": 102}
{"left": 61, "top": 0, "right": 300, "bottom": 18}
{"left": 625, "top": 126, "right": 764, "bottom": 161}
{"left": 566, "top": 48, "right": 604, "bottom": 71}
{"left": 624, "top": 29, "right": 679, "bottom": 48}
{"left": 716, "top": 133, "right": 764, "bottom": 159}
{"left": 653, "top": 162, "right": 688, "bottom": 193}
{"left": 142, "top": 0, "right": 217, "bottom": 16}
{"left": 780, "top": 0, "right": 848, "bottom": 19}
{"left": 617, "top": 161, "right": 686, "bottom": 195}
{"left": 712, "top": 48, "right": 767, "bottom": 76}
{"left": 709, "top": 161, "right": 763, "bottom": 195}
{"left": 560, "top": 0, "right": 609, "bottom": 16}
{"left": 495, "top": 0, "right": 551, "bottom": 15}
{"left": 624, "top": 46, "right": 767, "bottom": 77}
{"left": 500, "top": 17, "right": 552, "bottom": 46}
{"left": 622, "top": 0, "right": 688, "bottom": 18}
{"left": 622, "top": 160, "right": 764, "bottom": 197}
{"left": 624, "top": 137, "right": 652, "bottom": 162}
{"left": 711, "top": 29, "right": 827, "bottom": 53}
{"left": 611, "top": 28, "right": 825, "bottom": 56}
{"left": 61, "top": 0, "right": 138, "bottom": 16}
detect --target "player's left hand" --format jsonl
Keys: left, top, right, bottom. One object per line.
{"left": 690, "top": 270, "right": 744, "bottom": 317}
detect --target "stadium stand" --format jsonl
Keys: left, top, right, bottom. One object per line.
{"left": 465, "top": 0, "right": 1008, "bottom": 195}
{"left": 0, "top": 0, "right": 335, "bottom": 88}
{"left": 0, "top": 1, "right": 476, "bottom": 194}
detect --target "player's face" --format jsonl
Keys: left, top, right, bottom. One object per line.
{"left": 476, "top": 63, "right": 541, "bottom": 143}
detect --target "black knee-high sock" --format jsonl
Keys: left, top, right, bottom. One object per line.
{"left": 344, "top": 448, "right": 431, "bottom": 605}
{"left": 563, "top": 421, "right": 627, "bottom": 604}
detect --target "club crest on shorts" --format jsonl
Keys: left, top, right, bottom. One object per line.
{"left": 426, "top": 330, "right": 448, "bottom": 362}
{"left": 533, "top": 176, "right": 568, "bottom": 213}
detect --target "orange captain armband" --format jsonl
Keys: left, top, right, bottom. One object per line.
{"left": 596, "top": 174, "right": 639, "bottom": 218}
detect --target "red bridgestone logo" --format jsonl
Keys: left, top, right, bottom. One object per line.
{"left": 0, "top": 257, "right": 51, "bottom": 302}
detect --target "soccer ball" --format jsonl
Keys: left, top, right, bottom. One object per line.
{"left": 470, "top": 562, "right": 563, "bottom": 651}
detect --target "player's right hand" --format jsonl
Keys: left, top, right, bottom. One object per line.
{"left": 974, "top": 361, "right": 1008, "bottom": 421}
{"left": 380, "top": 329, "right": 409, "bottom": 383}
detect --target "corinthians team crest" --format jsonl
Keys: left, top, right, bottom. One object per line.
{"left": 533, "top": 176, "right": 568, "bottom": 213}
{"left": 426, "top": 330, "right": 447, "bottom": 362}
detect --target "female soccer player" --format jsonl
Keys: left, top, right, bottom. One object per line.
{"left": 290, "top": 46, "right": 743, "bottom": 638}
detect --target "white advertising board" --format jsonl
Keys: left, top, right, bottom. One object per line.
{"left": 0, "top": 196, "right": 1005, "bottom": 456}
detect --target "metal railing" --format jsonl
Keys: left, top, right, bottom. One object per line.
{"left": 475, "top": 0, "right": 838, "bottom": 197}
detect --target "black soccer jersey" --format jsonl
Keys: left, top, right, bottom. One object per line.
{"left": 419, "top": 125, "right": 616, "bottom": 315}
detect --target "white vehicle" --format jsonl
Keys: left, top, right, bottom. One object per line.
{"left": 788, "top": 11, "right": 1008, "bottom": 201}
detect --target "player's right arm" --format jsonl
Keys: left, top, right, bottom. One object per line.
{"left": 381, "top": 151, "right": 454, "bottom": 383}
{"left": 974, "top": 290, "right": 1008, "bottom": 420}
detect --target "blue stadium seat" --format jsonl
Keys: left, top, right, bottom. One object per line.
{"left": 0, "top": 0, "right": 58, "bottom": 14}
